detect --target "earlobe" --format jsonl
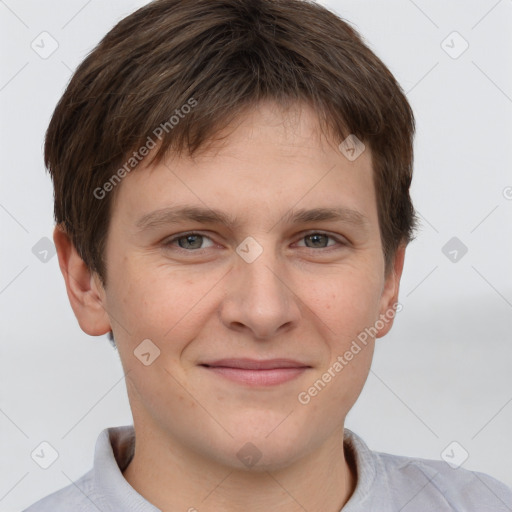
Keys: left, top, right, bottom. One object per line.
{"left": 376, "top": 244, "right": 406, "bottom": 339}
{"left": 53, "top": 225, "right": 112, "bottom": 336}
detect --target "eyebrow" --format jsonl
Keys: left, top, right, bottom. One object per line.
{"left": 135, "top": 205, "right": 370, "bottom": 232}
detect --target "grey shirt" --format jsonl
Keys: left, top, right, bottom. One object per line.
{"left": 24, "top": 425, "right": 512, "bottom": 511}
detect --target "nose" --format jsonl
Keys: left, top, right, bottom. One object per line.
{"left": 219, "top": 239, "right": 302, "bottom": 340}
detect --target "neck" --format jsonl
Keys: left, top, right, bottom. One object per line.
{"left": 122, "top": 423, "right": 357, "bottom": 512}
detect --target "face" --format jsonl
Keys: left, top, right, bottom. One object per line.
{"left": 71, "top": 101, "right": 403, "bottom": 471}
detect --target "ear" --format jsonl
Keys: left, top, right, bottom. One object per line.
{"left": 53, "top": 224, "right": 112, "bottom": 336}
{"left": 375, "top": 244, "right": 406, "bottom": 339}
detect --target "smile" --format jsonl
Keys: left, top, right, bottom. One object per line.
{"left": 200, "top": 358, "right": 311, "bottom": 386}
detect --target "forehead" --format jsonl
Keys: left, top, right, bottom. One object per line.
{"left": 110, "top": 101, "right": 378, "bottom": 232}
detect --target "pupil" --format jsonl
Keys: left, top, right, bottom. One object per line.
{"left": 180, "top": 235, "right": 202, "bottom": 249}
{"left": 308, "top": 234, "right": 326, "bottom": 247}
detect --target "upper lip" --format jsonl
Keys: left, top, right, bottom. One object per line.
{"left": 200, "top": 358, "right": 310, "bottom": 370}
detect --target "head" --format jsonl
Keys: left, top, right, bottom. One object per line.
{"left": 49, "top": 0, "right": 416, "bottom": 470}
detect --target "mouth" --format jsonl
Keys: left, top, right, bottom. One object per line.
{"left": 199, "top": 358, "right": 311, "bottom": 386}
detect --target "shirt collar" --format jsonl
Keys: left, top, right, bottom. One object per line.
{"left": 93, "top": 425, "right": 161, "bottom": 511}
{"left": 341, "top": 428, "right": 387, "bottom": 511}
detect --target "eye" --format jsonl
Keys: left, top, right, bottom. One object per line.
{"left": 162, "top": 231, "right": 347, "bottom": 253}
{"left": 163, "top": 232, "right": 215, "bottom": 250}
{"left": 295, "top": 232, "right": 346, "bottom": 249}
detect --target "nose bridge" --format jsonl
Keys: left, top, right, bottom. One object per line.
{"left": 220, "top": 234, "right": 300, "bottom": 338}
{"left": 236, "top": 234, "right": 287, "bottom": 303}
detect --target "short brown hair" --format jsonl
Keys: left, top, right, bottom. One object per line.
{"left": 45, "top": 0, "right": 417, "bottom": 285}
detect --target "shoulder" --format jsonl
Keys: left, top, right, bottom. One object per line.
{"left": 22, "top": 470, "right": 103, "bottom": 512}
{"left": 375, "top": 449, "right": 512, "bottom": 511}
{"left": 343, "top": 430, "right": 512, "bottom": 511}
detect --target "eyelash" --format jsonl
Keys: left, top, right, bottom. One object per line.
{"left": 163, "top": 231, "right": 347, "bottom": 252}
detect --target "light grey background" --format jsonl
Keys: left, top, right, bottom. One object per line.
{"left": 1, "top": 0, "right": 511, "bottom": 510}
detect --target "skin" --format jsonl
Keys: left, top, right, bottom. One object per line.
{"left": 54, "top": 101, "right": 406, "bottom": 512}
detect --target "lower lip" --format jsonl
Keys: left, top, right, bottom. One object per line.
{"left": 203, "top": 366, "right": 308, "bottom": 386}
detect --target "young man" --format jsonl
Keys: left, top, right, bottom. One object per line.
{"left": 25, "top": 0, "right": 512, "bottom": 510}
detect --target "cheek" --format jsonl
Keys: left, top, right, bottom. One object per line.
{"left": 305, "top": 266, "right": 383, "bottom": 340}
{"left": 107, "top": 259, "right": 219, "bottom": 342}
